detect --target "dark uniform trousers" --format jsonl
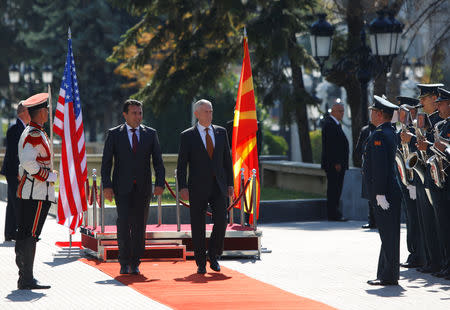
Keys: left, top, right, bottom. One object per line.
{"left": 115, "top": 184, "right": 150, "bottom": 267}
{"left": 430, "top": 183, "right": 450, "bottom": 273}
{"left": 189, "top": 178, "right": 227, "bottom": 268}
{"left": 15, "top": 199, "right": 51, "bottom": 286}
{"left": 372, "top": 192, "right": 401, "bottom": 282}
{"left": 5, "top": 176, "right": 19, "bottom": 239}
{"left": 399, "top": 175, "right": 425, "bottom": 265}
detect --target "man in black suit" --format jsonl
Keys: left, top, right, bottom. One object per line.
{"left": 177, "top": 99, "right": 233, "bottom": 274}
{"left": 101, "top": 99, "right": 165, "bottom": 275}
{"left": 321, "top": 103, "right": 349, "bottom": 221}
{"left": 354, "top": 122, "right": 377, "bottom": 229}
{"left": 363, "top": 96, "right": 402, "bottom": 286}
{"left": 1, "top": 101, "right": 30, "bottom": 241}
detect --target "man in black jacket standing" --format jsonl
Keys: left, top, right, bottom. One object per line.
{"left": 354, "top": 122, "right": 377, "bottom": 229}
{"left": 101, "top": 99, "right": 165, "bottom": 275}
{"left": 177, "top": 99, "right": 234, "bottom": 274}
{"left": 1, "top": 101, "right": 30, "bottom": 241}
{"left": 321, "top": 103, "right": 349, "bottom": 221}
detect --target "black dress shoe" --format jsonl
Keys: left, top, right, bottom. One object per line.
{"left": 417, "top": 265, "right": 440, "bottom": 273}
{"left": 130, "top": 266, "right": 140, "bottom": 275}
{"left": 209, "top": 259, "right": 221, "bottom": 272}
{"left": 18, "top": 279, "right": 51, "bottom": 290}
{"left": 120, "top": 265, "right": 130, "bottom": 275}
{"left": 197, "top": 266, "right": 207, "bottom": 274}
{"left": 367, "top": 279, "right": 398, "bottom": 286}
{"left": 400, "top": 262, "right": 423, "bottom": 268}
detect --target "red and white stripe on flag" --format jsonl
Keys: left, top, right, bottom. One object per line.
{"left": 53, "top": 31, "right": 87, "bottom": 233}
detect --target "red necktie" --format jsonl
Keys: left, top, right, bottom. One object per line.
{"left": 131, "top": 128, "right": 138, "bottom": 153}
{"left": 205, "top": 128, "right": 214, "bottom": 159}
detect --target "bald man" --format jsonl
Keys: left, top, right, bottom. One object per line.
{"left": 321, "top": 103, "right": 349, "bottom": 221}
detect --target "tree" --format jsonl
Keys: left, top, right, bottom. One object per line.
{"left": 13, "top": 0, "right": 137, "bottom": 141}
{"left": 109, "top": 0, "right": 319, "bottom": 162}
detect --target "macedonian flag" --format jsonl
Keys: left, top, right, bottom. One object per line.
{"left": 232, "top": 32, "right": 260, "bottom": 224}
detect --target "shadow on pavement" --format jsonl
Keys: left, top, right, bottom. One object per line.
{"left": 44, "top": 256, "right": 80, "bottom": 267}
{"left": 400, "top": 269, "right": 450, "bottom": 290}
{"left": 366, "top": 285, "right": 406, "bottom": 297}
{"left": 5, "top": 290, "right": 46, "bottom": 302}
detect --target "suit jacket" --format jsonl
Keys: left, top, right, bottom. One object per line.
{"left": 362, "top": 122, "right": 401, "bottom": 201}
{"left": 1, "top": 119, "right": 26, "bottom": 178}
{"left": 177, "top": 124, "right": 233, "bottom": 199}
{"left": 101, "top": 123, "right": 165, "bottom": 197}
{"left": 321, "top": 116, "right": 349, "bottom": 171}
{"left": 354, "top": 123, "right": 376, "bottom": 162}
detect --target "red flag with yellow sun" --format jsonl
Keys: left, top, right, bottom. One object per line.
{"left": 232, "top": 31, "right": 260, "bottom": 224}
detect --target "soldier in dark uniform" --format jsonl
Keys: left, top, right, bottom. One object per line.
{"left": 363, "top": 95, "right": 401, "bottom": 286}
{"left": 354, "top": 122, "right": 376, "bottom": 229}
{"left": 396, "top": 97, "right": 425, "bottom": 269}
{"left": 15, "top": 93, "right": 56, "bottom": 290}
{"left": 1, "top": 102, "right": 30, "bottom": 241}
{"left": 414, "top": 83, "right": 444, "bottom": 274}
{"left": 420, "top": 87, "right": 450, "bottom": 278}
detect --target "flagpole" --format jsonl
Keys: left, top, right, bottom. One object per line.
{"left": 48, "top": 84, "right": 54, "bottom": 170}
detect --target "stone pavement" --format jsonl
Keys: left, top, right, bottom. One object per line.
{"left": 1, "top": 200, "right": 449, "bottom": 309}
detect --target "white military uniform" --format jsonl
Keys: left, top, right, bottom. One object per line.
{"left": 17, "top": 121, "right": 56, "bottom": 202}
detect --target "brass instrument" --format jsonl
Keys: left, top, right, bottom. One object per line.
{"left": 395, "top": 106, "right": 414, "bottom": 186}
{"left": 427, "top": 121, "right": 449, "bottom": 188}
{"left": 405, "top": 113, "right": 429, "bottom": 184}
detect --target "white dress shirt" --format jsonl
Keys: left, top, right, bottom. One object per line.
{"left": 197, "top": 123, "right": 215, "bottom": 149}
{"left": 125, "top": 123, "right": 140, "bottom": 148}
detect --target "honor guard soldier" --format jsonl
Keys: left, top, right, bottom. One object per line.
{"left": 428, "top": 87, "right": 450, "bottom": 279}
{"left": 396, "top": 97, "right": 426, "bottom": 269}
{"left": 414, "top": 83, "right": 444, "bottom": 274}
{"left": 363, "top": 95, "right": 401, "bottom": 286}
{"left": 15, "top": 93, "right": 56, "bottom": 290}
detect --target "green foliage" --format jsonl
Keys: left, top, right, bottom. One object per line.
{"left": 309, "top": 129, "right": 322, "bottom": 164}
{"left": 262, "top": 129, "right": 288, "bottom": 155}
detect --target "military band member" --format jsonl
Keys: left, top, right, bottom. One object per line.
{"left": 428, "top": 88, "right": 450, "bottom": 278}
{"left": 364, "top": 96, "right": 401, "bottom": 286}
{"left": 396, "top": 97, "right": 425, "bottom": 269}
{"left": 414, "top": 83, "right": 444, "bottom": 274}
{"left": 15, "top": 93, "right": 56, "bottom": 290}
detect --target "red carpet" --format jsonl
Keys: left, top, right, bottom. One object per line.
{"left": 81, "top": 259, "right": 336, "bottom": 310}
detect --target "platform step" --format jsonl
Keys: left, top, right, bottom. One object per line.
{"left": 102, "top": 244, "right": 186, "bottom": 262}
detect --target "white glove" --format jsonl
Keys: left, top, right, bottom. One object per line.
{"left": 406, "top": 185, "right": 416, "bottom": 200}
{"left": 47, "top": 171, "right": 58, "bottom": 183}
{"left": 376, "top": 195, "right": 390, "bottom": 210}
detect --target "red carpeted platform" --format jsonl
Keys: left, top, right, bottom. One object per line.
{"left": 80, "top": 224, "right": 262, "bottom": 261}
{"left": 81, "top": 259, "right": 337, "bottom": 310}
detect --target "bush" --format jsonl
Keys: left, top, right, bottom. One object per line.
{"left": 262, "top": 129, "right": 288, "bottom": 155}
{"left": 310, "top": 130, "right": 322, "bottom": 164}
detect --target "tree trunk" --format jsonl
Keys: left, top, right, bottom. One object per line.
{"left": 373, "top": 70, "right": 387, "bottom": 97}
{"left": 288, "top": 34, "right": 312, "bottom": 163}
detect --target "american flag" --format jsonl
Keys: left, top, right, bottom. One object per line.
{"left": 53, "top": 29, "right": 87, "bottom": 233}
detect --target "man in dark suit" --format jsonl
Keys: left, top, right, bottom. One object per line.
{"left": 354, "top": 122, "right": 377, "bottom": 229}
{"left": 101, "top": 99, "right": 165, "bottom": 275}
{"left": 363, "top": 95, "right": 402, "bottom": 286}
{"left": 321, "top": 103, "right": 349, "bottom": 221}
{"left": 177, "top": 99, "right": 233, "bottom": 274}
{"left": 1, "top": 101, "right": 30, "bottom": 241}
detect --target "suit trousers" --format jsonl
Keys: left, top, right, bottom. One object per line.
{"left": 5, "top": 176, "right": 19, "bottom": 239}
{"left": 16, "top": 199, "right": 50, "bottom": 241}
{"left": 325, "top": 168, "right": 345, "bottom": 220}
{"left": 115, "top": 185, "right": 150, "bottom": 267}
{"left": 189, "top": 179, "right": 227, "bottom": 267}
{"left": 415, "top": 181, "right": 443, "bottom": 270}
{"left": 399, "top": 181, "right": 425, "bottom": 265}
{"left": 372, "top": 195, "right": 401, "bottom": 282}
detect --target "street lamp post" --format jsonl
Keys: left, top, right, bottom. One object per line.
{"left": 308, "top": 10, "right": 404, "bottom": 125}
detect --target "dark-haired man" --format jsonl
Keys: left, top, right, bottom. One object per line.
{"left": 101, "top": 99, "right": 165, "bottom": 275}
